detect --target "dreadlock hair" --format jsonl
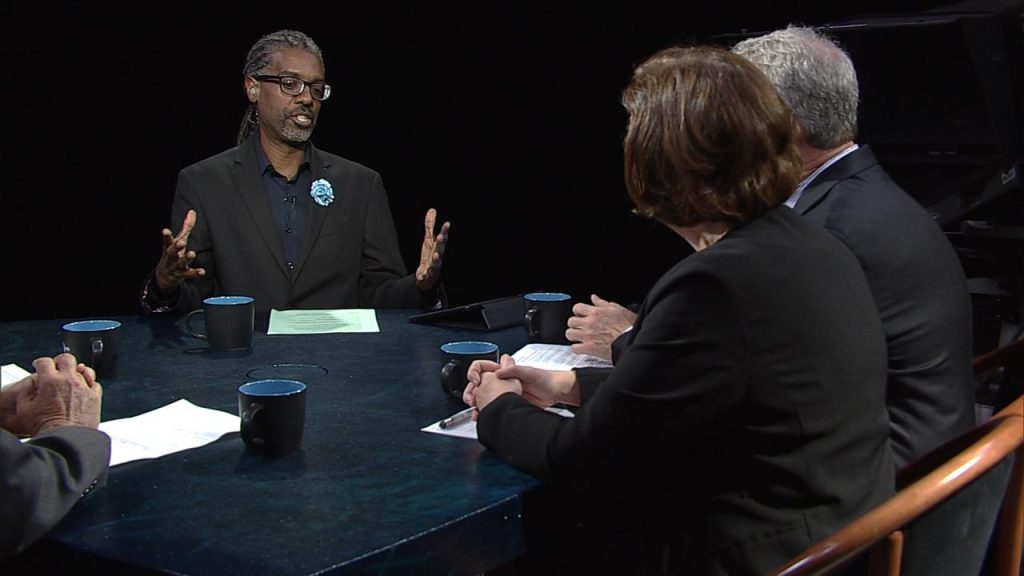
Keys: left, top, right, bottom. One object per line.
{"left": 236, "top": 30, "right": 324, "bottom": 145}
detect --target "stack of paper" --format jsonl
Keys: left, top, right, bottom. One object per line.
{"left": 1, "top": 363, "right": 31, "bottom": 389}
{"left": 99, "top": 399, "right": 240, "bottom": 466}
{"left": 511, "top": 343, "right": 613, "bottom": 370}
{"left": 267, "top": 309, "right": 380, "bottom": 334}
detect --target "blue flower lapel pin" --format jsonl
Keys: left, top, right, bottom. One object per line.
{"left": 310, "top": 178, "right": 334, "bottom": 207}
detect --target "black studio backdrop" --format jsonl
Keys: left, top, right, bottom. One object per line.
{"left": 2, "top": 1, "right": 964, "bottom": 321}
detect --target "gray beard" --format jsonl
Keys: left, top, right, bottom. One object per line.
{"left": 281, "top": 123, "right": 315, "bottom": 144}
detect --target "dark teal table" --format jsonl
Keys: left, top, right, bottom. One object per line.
{"left": 0, "top": 311, "right": 557, "bottom": 575}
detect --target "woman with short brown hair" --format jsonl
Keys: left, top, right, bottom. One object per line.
{"left": 464, "top": 47, "right": 894, "bottom": 575}
{"left": 623, "top": 46, "right": 801, "bottom": 228}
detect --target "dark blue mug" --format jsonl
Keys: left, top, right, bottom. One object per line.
{"left": 186, "top": 296, "right": 255, "bottom": 351}
{"left": 61, "top": 319, "right": 122, "bottom": 379}
{"left": 439, "top": 341, "right": 500, "bottom": 402}
{"left": 523, "top": 292, "right": 572, "bottom": 344}
{"left": 238, "top": 379, "right": 307, "bottom": 455}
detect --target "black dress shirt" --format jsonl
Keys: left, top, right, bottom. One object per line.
{"left": 253, "top": 137, "right": 312, "bottom": 282}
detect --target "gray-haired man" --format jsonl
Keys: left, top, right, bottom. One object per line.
{"left": 731, "top": 26, "right": 975, "bottom": 468}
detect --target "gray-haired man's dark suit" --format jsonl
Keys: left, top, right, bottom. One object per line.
{"left": 794, "top": 145, "right": 975, "bottom": 467}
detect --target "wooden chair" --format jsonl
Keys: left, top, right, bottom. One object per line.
{"left": 972, "top": 337, "right": 1024, "bottom": 576}
{"left": 974, "top": 336, "right": 1024, "bottom": 414}
{"left": 767, "top": 395, "right": 1024, "bottom": 576}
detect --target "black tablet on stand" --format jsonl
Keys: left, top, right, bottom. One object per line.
{"left": 407, "top": 295, "right": 525, "bottom": 331}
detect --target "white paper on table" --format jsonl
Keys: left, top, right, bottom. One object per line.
{"left": 267, "top": 309, "right": 380, "bottom": 335}
{"left": 1, "top": 363, "right": 31, "bottom": 389}
{"left": 511, "top": 343, "right": 613, "bottom": 371}
{"left": 421, "top": 407, "right": 479, "bottom": 440}
{"left": 422, "top": 406, "right": 574, "bottom": 440}
{"left": 98, "top": 399, "right": 240, "bottom": 466}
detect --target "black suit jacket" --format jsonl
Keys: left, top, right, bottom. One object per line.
{"left": 478, "top": 207, "right": 895, "bottom": 575}
{"left": 156, "top": 136, "right": 426, "bottom": 313}
{"left": 0, "top": 427, "right": 110, "bottom": 558}
{"left": 795, "top": 146, "right": 975, "bottom": 467}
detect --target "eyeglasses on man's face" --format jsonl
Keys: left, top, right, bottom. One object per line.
{"left": 253, "top": 74, "right": 332, "bottom": 101}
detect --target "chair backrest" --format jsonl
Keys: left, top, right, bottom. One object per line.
{"left": 972, "top": 337, "right": 1024, "bottom": 376}
{"left": 892, "top": 401, "right": 1018, "bottom": 576}
{"left": 972, "top": 337, "right": 1024, "bottom": 576}
{"left": 768, "top": 395, "right": 1024, "bottom": 576}
{"left": 974, "top": 336, "right": 1024, "bottom": 414}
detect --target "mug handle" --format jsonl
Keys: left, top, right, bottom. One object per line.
{"left": 90, "top": 337, "right": 104, "bottom": 370}
{"left": 240, "top": 403, "right": 264, "bottom": 447}
{"left": 524, "top": 307, "right": 539, "bottom": 337}
{"left": 185, "top": 309, "right": 208, "bottom": 340}
{"left": 440, "top": 359, "right": 461, "bottom": 399}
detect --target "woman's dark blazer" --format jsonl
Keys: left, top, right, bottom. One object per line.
{"left": 478, "top": 206, "right": 895, "bottom": 575}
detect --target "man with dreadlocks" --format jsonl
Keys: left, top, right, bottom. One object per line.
{"left": 141, "top": 29, "right": 449, "bottom": 314}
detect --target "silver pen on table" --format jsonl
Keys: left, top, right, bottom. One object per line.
{"left": 439, "top": 407, "right": 476, "bottom": 429}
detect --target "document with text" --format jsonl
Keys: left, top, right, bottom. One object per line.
{"left": 1, "top": 363, "right": 31, "bottom": 389}
{"left": 511, "top": 343, "right": 613, "bottom": 370}
{"left": 98, "top": 399, "right": 240, "bottom": 466}
{"left": 268, "top": 309, "right": 380, "bottom": 335}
